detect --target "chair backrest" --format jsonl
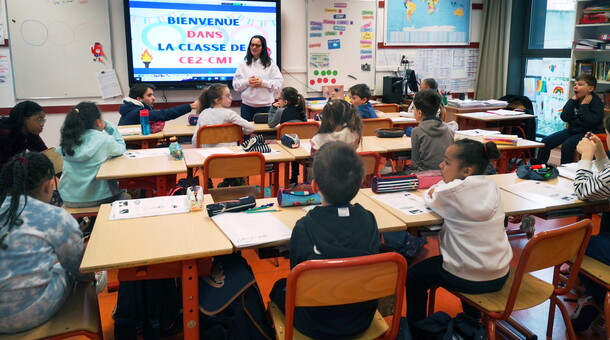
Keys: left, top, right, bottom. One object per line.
{"left": 196, "top": 123, "right": 243, "bottom": 147}
{"left": 202, "top": 152, "right": 266, "bottom": 197}
{"left": 361, "top": 118, "right": 393, "bottom": 136}
{"left": 597, "top": 134, "right": 609, "bottom": 151}
{"left": 358, "top": 151, "right": 381, "bottom": 178}
{"left": 276, "top": 121, "right": 320, "bottom": 140}
{"left": 284, "top": 252, "right": 407, "bottom": 340}
{"left": 373, "top": 103, "right": 399, "bottom": 113}
{"left": 501, "top": 219, "right": 592, "bottom": 318}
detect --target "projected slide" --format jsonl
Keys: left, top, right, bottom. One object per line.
{"left": 127, "top": 0, "right": 279, "bottom": 84}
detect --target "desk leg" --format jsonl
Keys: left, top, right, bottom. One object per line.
{"left": 182, "top": 259, "right": 200, "bottom": 340}
{"left": 283, "top": 162, "right": 290, "bottom": 190}
{"left": 273, "top": 163, "right": 280, "bottom": 197}
{"left": 496, "top": 151, "right": 511, "bottom": 174}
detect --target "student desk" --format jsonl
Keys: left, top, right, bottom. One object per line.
{"left": 182, "top": 145, "right": 295, "bottom": 196}
{"left": 486, "top": 173, "right": 610, "bottom": 218}
{"left": 495, "top": 139, "right": 545, "bottom": 173}
{"left": 118, "top": 125, "right": 165, "bottom": 149}
{"left": 359, "top": 185, "right": 548, "bottom": 229}
{"left": 453, "top": 112, "right": 535, "bottom": 133}
{"left": 384, "top": 112, "right": 419, "bottom": 130}
{"left": 96, "top": 153, "right": 187, "bottom": 196}
{"left": 80, "top": 203, "right": 234, "bottom": 340}
{"left": 444, "top": 105, "right": 506, "bottom": 122}
{"left": 162, "top": 124, "right": 196, "bottom": 138}
{"left": 363, "top": 135, "right": 411, "bottom": 153}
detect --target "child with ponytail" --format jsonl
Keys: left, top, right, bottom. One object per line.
{"left": 407, "top": 139, "right": 513, "bottom": 326}
{"left": 311, "top": 99, "right": 362, "bottom": 157}
{"left": 0, "top": 152, "right": 89, "bottom": 333}
{"left": 58, "top": 102, "right": 129, "bottom": 208}
{"left": 191, "top": 83, "right": 254, "bottom": 148}
{"left": 267, "top": 86, "right": 306, "bottom": 128}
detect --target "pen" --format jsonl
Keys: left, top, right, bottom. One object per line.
{"left": 245, "top": 209, "right": 281, "bottom": 214}
{"left": 245, "top": 203, "right": 274, "bottom": 212}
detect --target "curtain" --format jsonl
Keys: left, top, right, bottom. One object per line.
{"left": 474, "top": 0, "right": 510, "bottom": 100}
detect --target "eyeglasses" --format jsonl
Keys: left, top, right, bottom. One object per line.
{"left": 250, "top": 43, "right": 262, "bottom": 48}
{"left": 224, "top": 94, "right": 233, "bottom": 100}
{"left": 34, "top": 118, "right": 46, "bottom": 124}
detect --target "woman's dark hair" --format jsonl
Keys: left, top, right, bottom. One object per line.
{"left": 4, "top": 101, "right": 43, "bottom": 130}
{"left": 245, "top": 35, "right": 271, "bottom": 68}
{"left": 453, "top": 139, "right": 501, "bottom": 175}
{"left": 317, "top": 99, "right": 362, "bottom": 137}
{"left": 197, "top": 84, "right": 228, "bottom": 112}
{"left": 281, "top": 87, "right": 305, "bottom": 120}
{"left": 60, "top": 102, "right": 102, "bottom": 156}
{"left": 0, "top": 152, "right": 55, "bottom": 250}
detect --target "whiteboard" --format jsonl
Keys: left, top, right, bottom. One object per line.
{"left": 6, "top": 0, "right": 112, "bottom": 99}
{"left": 306, "top": 0, "right": 376, "bottom": 93}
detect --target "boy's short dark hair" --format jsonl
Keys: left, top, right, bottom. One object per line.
{"left": 313, "top": 141, "right": 364, "bottom": 205}
{"left": 129, "top": 83, "right": 155, "bottom": 99}
{"left": 576, "top": 74, "right": 597, "bottom": 89}
{"left": 349, "top": 84, "right": 371, "bottom": 101}
{"left": 422, "top": 78, "right": 438, "bottom": 91}
{"left": 413, "top": 89, "right": 441, "bottom": 118}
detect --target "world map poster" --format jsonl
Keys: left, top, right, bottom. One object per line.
{"left": 384, "top": 0, "right": 471, "bottom": 45}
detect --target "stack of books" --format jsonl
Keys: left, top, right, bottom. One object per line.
{"left": 574, "top": 59, "right": 610, "bottom": 81}
{"left": 446, "top": 99, "right": 485, "bottom": 108}
{"left": 573, "top": 39, "right": 610, "bottom": 50}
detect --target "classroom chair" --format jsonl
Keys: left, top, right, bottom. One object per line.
{"left": 372, "top": 103, "right": 400, "bottom": 113}
{"left": 358, "top": 151, "right": 381, "bottom": 188}
{"left": 572, "top": 255, "right": 610, "bottom": 337}
{"left": 0, "top": 282, "right": 102, "bottom": 340}
{"left": 268, "top": 252, "right": 407, "bottom": 340}
{"left": 195, "top": 123, "right": 244, "bottom": 148}
{"left": 362, "top": 118, "right": 393, "bottom": 137}
{"left": 277, "top": 121, "right": 321, "bottom": 183}
{"left": 428, "top": 219, "right": 593, "bottom": 340}
{"left": 203, "top": 152, "right": 266, "bottom": 201}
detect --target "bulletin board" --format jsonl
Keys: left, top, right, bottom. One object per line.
{"left": 6, "top": 0, "right": 112, "bottom": 99}
{"left": 306, "top": 0, "right": 376, "bottom": 93}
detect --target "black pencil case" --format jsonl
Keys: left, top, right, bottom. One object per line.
{"left": 206, "top": 196, "right": 257, "bottom": 217}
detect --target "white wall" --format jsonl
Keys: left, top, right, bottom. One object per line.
{"left": 0, "top": 0, "right": 483, "bottom": 147}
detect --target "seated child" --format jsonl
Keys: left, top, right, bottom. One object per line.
{"left": 570, "top": 118, "right": 610, "bottom": 332}
{"left": 407, "top": 139, "right": 512, "bottom": 325}
{"left": 0, "top": 152, "right": 90, "bottom": 333}
{"left": 269, "top": 140, "right": 381, "bottom": 338}
{"left": 58, "top": 102, "right": 129, "bottom": 208}
{"left": 191, "top": 83, "right": 255, "bottom": 148}
{"left": 118, "top": 83, "right": 198, "bottom": 125}
{"left": 0, "top": 101, "right": 48, "bottom": 167}
{"left": 349, "top": 84, "right": 378, "bottom": 119}
{"left": 537, "top": 74, "right": 604, "bottom": 165}
{"left": 407, "top": 78, "right": 447, "bottom": 121}
{"left": 410, "top": 89, "right": 455, "bottom": 172}
{"left": 310, "top": 99, "right": 362, "bottom": 156}
{"left": 268, "top": 87, "right": 306, "bottom": 128}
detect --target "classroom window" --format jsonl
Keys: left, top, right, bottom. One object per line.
{"left": 523, "top": 57, "right": 571, "bottom": 136}
{"left": 529, "top": 0, "right": 576, "bottom": 49}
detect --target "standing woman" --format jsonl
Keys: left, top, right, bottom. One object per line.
{"left": 233, "top": 35, "right": 284, "bottom": 121}
{"left": 0, "top": 101, "right": 48, "bottom": 166}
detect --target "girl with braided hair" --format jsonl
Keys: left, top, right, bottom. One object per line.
{"left": 0, "top": 152, "right": 89, "bottom": 333}
{"left": 58, "top": 102, "right": 129, "bottom": 208}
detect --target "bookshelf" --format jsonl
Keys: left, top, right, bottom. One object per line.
{"left": 571, "top": 0, "right": 610, "bottom": 99}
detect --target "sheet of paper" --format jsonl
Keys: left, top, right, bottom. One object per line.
{"left": 119, "top": 127, "right": 141, "bottom": 136}
{"left": 124, "top": 148, "right": 169, "bottom": 159}
{"left": 558, "top": 162, "right": 599, "bottom": 180}
{"left": 109, "top": 196, "right": 190, "bottom": 220}
{"left": 460, "top": 112, "right": 495, "bottom": 118}
{"left": 504, "top": 181, "right": 579, "bottom": 204}
{"left": 195, "top": 147, "right": 235, "bottom": 159}
{"left": 95, "top": 69, "right": 122, "bottom": 99}
{"left": 212, "top": 212, "right": 292, "bottom": 248}
{"left": 487, "top": 109, "right": 523, "bottom": 116}
{"left": 371, "top": 192, "right": 432, "bottom": 215}
{"left": 455, "top": 129, "right": 501, "bottom": 137}
{"left": 299, "top": 142, "right": 312, "bottom": 154}
{"left": 391, "top": 117, "right": 416, "bottom": 122}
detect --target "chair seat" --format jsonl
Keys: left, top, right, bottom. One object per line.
{"left": 0, "top": 282, "right": 101, "bottom": 340}
{"left": 209, "top": 186, "right": 261, "bottom": 202}
{"left": 580, "top": 256, "right": 610, "bottom": 287}
{"left": 268, "top": 302, "right": 389, "bottom": 340}
{"left": 459, "top": 268, "right": 554, "bottom": 313}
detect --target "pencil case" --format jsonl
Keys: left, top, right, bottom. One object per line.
{"left": 188, "top": 114, "right": 199, "bottom": 126}
{"left": 516, "top": 164, "right": 559, "bottom": 181}
{"left": 372, "top": 175, "right": 419, "bottom": 194}
{"left": 375, "top": 128, "right": 405, "bottom": 138}
{"left": 277, "top": 184, "right": 322, "bottom": 207}
{"left": 206, "top": 196, "right": 256, "bottom": 217}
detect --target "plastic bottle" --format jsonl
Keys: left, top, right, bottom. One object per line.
{"left": 139, "top": 109, "right": 151, "bottom": 135}
{"left": 168, "top": 137, "right": 184, "bottom": 160}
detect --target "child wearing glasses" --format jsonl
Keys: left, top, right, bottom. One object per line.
{"left": 0, "top": 101, "right": 48, "bottom": 167}
{"left": 191, "top": 83, "right": 254, "bottom": 148}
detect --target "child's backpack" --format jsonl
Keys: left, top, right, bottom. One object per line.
{"left": 199, "top": 253, "right": 274, "bottom": 340}
{"left": 114, "top": 278, "right": 182, "bottom": 340}
{"left": 412, "top": 312, "right": 486, "bottom": 340}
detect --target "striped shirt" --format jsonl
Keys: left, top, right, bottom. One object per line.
{"left": 574, "top": 157, "right": 610, "bottom": 201}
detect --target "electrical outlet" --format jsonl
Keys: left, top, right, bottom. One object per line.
{"left": 361, "top": 63, "right": 371, "bottom": 71}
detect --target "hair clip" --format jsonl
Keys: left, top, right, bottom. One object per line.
{"left": 74, "top": 108, "right": 80, "bottom": 113}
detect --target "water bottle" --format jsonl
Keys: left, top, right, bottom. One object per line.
{"left": 139, "top": 109, "right": 150, "bottom": 135}
{"left": 169, "top": 138, "right": 184, "bottom": 160}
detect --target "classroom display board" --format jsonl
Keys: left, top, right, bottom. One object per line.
{"left": 306, "top": 0, "right": 376, "bottom": 93}
{"left": 384, "top": 0, "right": 471, "bottom": 46}
{"left": 6, "top": 0, "right": 112, "bottom": 98}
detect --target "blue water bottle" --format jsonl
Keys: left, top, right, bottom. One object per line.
{"left": 139, "top": 109, "right": 150, "bottom": 135}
